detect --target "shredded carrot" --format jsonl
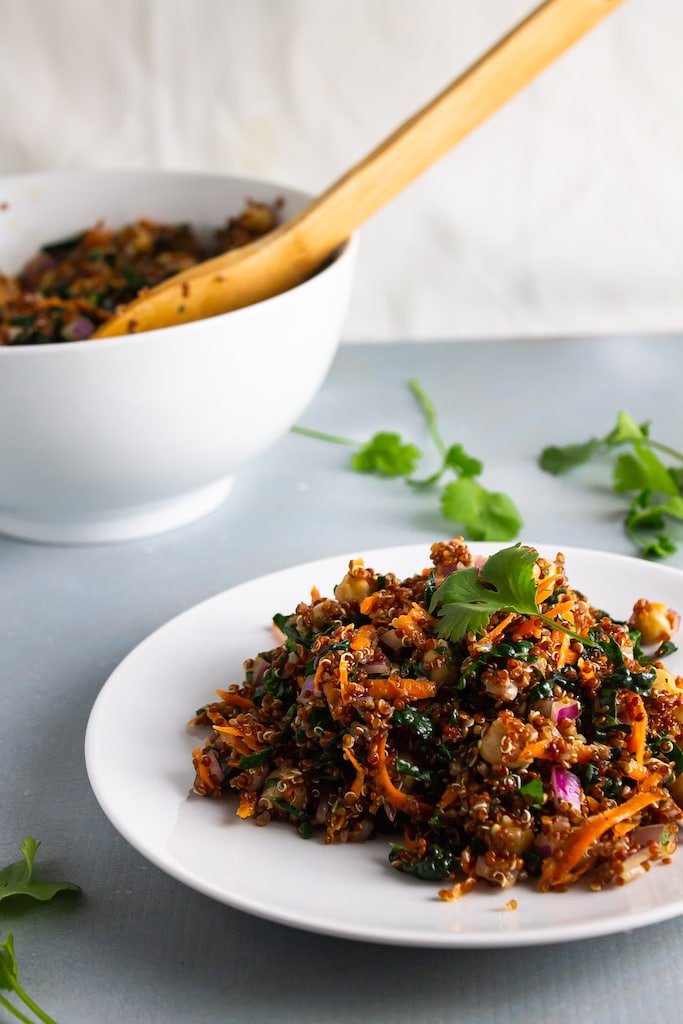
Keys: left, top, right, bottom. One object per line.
{"left": 391, "top": 603, "right": 434, "bottom": 645}
{"left": 211, "top": 726, "right": 257, "bottom": 758}
{"left": 511, "top": 617, "right": 543, "bottom": 640}
{"left": 543, "top": 599, "right": 574, "bottom": 621}
{"left": 342, "top": 746, "right": 367, "bottom": 799}
{"left": 540, "top": 788, "right": 666, "bottom": 889}
{"left": 192, "top": 747, "right": 214, "bottom": 790}
{"left": 311, "top": 655, "right": 330, "bottom": 693}
{"left": 520, "top": 737, "right": 601, "bottom": 766}
{"left": 236, "top": 791, "right": 257, "bottom": 819}
{"left": 350, "top": 624, "right": 375, "bottom": 652}
{"left": 213, "top": 724, "right": 244, "bottom": 738}
{"left": 623, "top": 691, "right": 648, "bottom": 771}
{"left": 519, "top": 739, "right": 556, "bottom": 763}
{"left": 480, "top": 612, "right": 516, "bottom": 644}
{"left": 215, "top": 690, "right": 257, "bottom": 710}
{"left": 366, "top": 675, "right": 437, "bottom": 701}
{"left": 369, "top": 732, "right": 434, "bottom": 819}
{"left": 338, "top": 652, "right": 354, "bottom": 702}
{"left": 536, "top": 570, "right": 561, "bottom": 605}
{"left": 438, "top": 877, "right": 477, "bottom": 902}
{"left": 359, "top": 593, "right": 380, "bottom": 615}
{"left": 552, "top": 628, "right": 573, "bottom": 670}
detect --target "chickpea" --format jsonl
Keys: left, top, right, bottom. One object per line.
{"left": 334, "top": 561, "right": 375, "bottom": 604}
{"left": 629, "top": 599, "right": 680, "bottom": 646}
{"left": 422, "top": 647, "right": 458, "bottom": 685}
{"left": 488, "top": 821, "right": 535, "bottom": 856}
{"left": 237, "top": 202, "right": 278, "bottom": 234}
{"left": 257, "top": 766, "right": 307, "bottom": 813}
{"left": 479, "top": 716, "right": 533, "bottom": 768}
{"left": 652, "top": 666, "right": 682, "bottom": 696}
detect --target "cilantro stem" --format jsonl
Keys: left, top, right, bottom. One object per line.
{"left": 533, "top": 613, "right": 599, "bottom": 649}
{"left": 290, "top": 425, "right": 358, "bottom": 448}
{"left": 13, "top": 984, "right": 57, "bottom": 1024}
{"left": 0, "top": 991, "right": 36, "bottom": 1024}
{"left": 646, "top": 439, "right": 683, "bottom": 463}
{"left": 408, "top": 378, "right": 446, "bottom": 457}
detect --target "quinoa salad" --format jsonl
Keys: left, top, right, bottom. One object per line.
{"left": 190, "top": 540, "right": 683, "bottom": 899}
{"left": 0, "top": 198, "right": 281, "bottom": 345}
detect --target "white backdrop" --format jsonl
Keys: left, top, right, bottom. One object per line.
{"left": 1, "top": 0, "right": 682, "bottom": 342}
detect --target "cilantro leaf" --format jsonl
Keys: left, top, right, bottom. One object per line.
{"left": 625, "top": 490, "right": 683, "bottom": 558}
{"left": 440, "top": 479, "right": 522, "bottom": 541}
{"left": 614, "top": 446, "right": 679, "bottom": 497}
{"left": 539, "top": 409, "right": 683, "bottom": 560}
{"left": 519, "top": 778, "right": 545, "bottom": 805}
{"left": 350, "top": 432, "right": 422, "bottom": 477}
{"left": 539, "top": 437, "right": 603, "bottom": 475}
{"left": 605, "top": 410, "right": 650, "bottom": 446}
{"left": 429, "top": 543, "right": 539, "bottom": 641}
{"left": 443, "top": 444, "right": 483, "bottom": 478}
{"left": 0, "top": 837, "right": 79, "bottom": 904}
{"left": 429, "top": 543, "right": 597, "bottom": 646}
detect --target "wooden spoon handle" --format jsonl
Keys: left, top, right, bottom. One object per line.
{"left": 96, "top": 0, "right": 626, "bottom": 337}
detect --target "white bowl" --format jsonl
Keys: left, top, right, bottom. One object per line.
{"left": 0, "top": 170, "right": 356, "bottom": 544}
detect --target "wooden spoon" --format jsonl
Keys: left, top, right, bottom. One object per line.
{"left": 95, "top": 0, "right": 626, "bottom": 338}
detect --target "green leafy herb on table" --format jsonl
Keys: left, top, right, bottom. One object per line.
{"left": 539, "top": 410, "right": 683, "bottom": 560}
{"left": 0, "top": 838, "right": 79, "bottom": 1024}
{"left": 0, "top": 934, "right": 57, "bottom": 1024}
{"left": 0, "top": 838, "right": 79, "bottom": 905}
{"left": 292, "top": 378, "right": 523, "bottom": 542}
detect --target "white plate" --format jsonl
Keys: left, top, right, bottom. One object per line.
{"left": 85, "top": 542, "right": 683, "bottom": 947}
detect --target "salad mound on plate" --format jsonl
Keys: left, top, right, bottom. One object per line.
{"left": 190, "top": 540, "right": 683, "bottom": 899}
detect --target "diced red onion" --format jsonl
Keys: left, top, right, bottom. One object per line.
{"left": 382, "top": 800, "right": 397, "bottom": 823}
{"left": 205, "top": 749, "right": 224, "bottom": 784}
{"left": 632, "top": 824, "right": 670, "bottom": 847}
{"left": 554, "top": 700, "right": 580, "bottom": 724}
{"left": 301, "top": 673, "right": 316, "bottom": 696}
{"left": 535, "top": 698, "right": 580, "bottom": 724}
{"left": 251, "top": 655, "right": 268, "bottom": 687}
{"left": 62, "top": 315, "right": 95, "bottom": 341}
{"left": 365, "top": 656, "right": 390, "bottom": 675}
{"left": 550, "top": 766, "right": 582, "bottom": 811}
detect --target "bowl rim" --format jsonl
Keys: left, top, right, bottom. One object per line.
{"left": 0, "top": 167, "right": 358, "bottom": 355}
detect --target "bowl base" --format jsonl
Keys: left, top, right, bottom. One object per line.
{"left": 0, "top": 477, "right": 234, "bottom": 545}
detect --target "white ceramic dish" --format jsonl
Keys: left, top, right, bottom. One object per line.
{"left": 85, "top": 542, "right": 683, "bottom": 947}
{"left": 0, "top": 170, "right": 356, "bottom": 544}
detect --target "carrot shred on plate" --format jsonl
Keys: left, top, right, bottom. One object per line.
{"left": 540, "top": 787, "right": 667, "bottom": 889}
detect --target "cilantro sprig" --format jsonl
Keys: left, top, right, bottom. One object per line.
{"left": 0, "top": 838, "right": 79, "bottom": 1024}
{"left": 428, "top": 542, "right": 596, "bottom": 647}
{"left": 292, "top": 379, "right": 522, "bottom": 542}
{"left": 0, "top": 934, "right": 56, "bottom": 1024}
{"left": 539, "top": 410, "right": 683, "bottom": 559}
{"left": 0, "top": 838, "right": 79, "bottom": 905}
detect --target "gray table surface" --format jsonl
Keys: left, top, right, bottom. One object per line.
{"left": 2, "top": 336, "right": 683, "bottom": 1024}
